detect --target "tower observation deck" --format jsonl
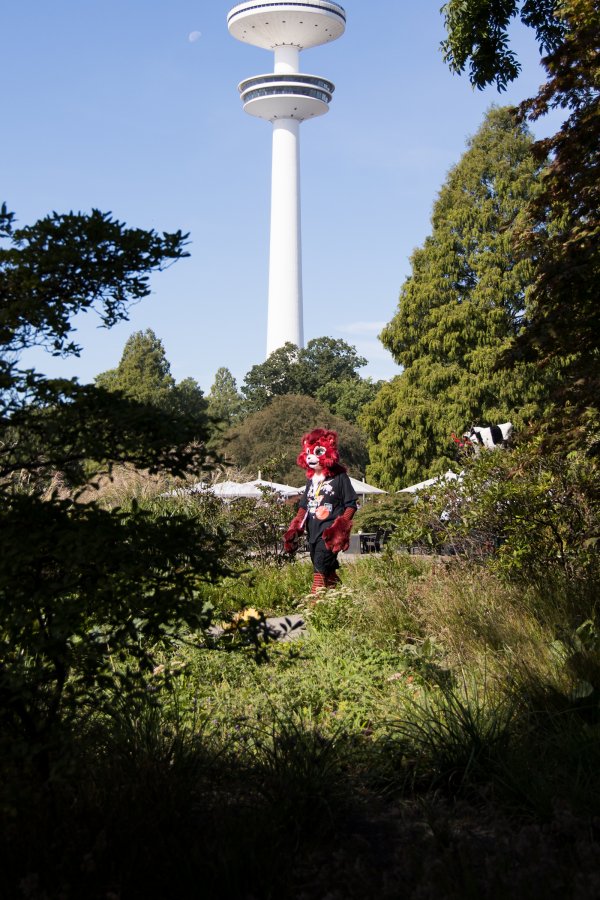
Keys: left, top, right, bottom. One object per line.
{"left": 227, "top": 2, "right": 346, "bottom": 356}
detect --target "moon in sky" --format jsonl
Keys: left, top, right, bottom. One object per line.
{"left": 188, "top": 31, "right": 202, "bottom": 43}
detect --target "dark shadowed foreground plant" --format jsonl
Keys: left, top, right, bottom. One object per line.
{"left": 386, "top": 674, "right": 517, "bottom": 794}
{"left": 0, "top": 205, "right": 231, "bottom": 774}
{"left": 4, "top": 678, "right": 600, "bottom": 900}
{"left": 142, "top": 488, "right": 299, "bottom": 570}
{"left": 2, "top": 552, "right": 600, "bottom": 898}
{"left": 0, "top": 492, "right": 229, "bottom": 768}
{"left": 216, "top": 489, "right": 296, "bottom": 565}
{"left": 241, "top": 710, "right": 357, "bottom": 844}
{"left": 0, "top": 697, "right": 364, "bottom": 900}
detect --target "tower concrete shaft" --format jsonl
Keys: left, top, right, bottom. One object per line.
{"left": 227, "top": 2, "right": 346, "bottom": 358}
{"left": 268, "top": 118, "right": 303, "bottom": 353}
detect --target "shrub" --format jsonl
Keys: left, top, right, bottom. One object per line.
{"left": 353, "top": 493, "right": 413, "bottom": 537}
{"left": 391, "top": 442, "right": 600, "bottom": 581}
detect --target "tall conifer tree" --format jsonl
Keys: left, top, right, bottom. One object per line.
{"left": 96, "top": 329, "right": 175, "bottom": 406}
{"left": 96, "top": 328, "right": 207, "bottom": 422}
{"left": 361, "top": 107, "right": 547, "bottom": 489}
{"left": 442, "top": 0, "right": 600, "bottom": 451}
{"left": 207, "top": 366, "right": 243, "bottom": 427}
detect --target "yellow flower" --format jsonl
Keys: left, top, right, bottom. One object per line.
{"left": 221, "top": 607, "right": 262, "bottom": 631}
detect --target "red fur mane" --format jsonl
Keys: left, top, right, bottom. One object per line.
{"left": 296, "top": 428, "right": 347, "bottom": 478}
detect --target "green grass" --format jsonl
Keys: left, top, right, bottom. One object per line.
{"left": 3, "top": 554, "right": 600, "bottom": 899}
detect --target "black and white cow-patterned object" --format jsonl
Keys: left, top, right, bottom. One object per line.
{"left": 463, "top": 423, "right": 513, "bottom": 451}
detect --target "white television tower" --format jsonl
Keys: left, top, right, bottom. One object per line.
{"left": 227, "top": 2, "right": 346, "bottom": 357}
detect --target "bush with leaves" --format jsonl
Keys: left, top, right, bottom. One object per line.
{"left": 457, "top": 443, "right": 600, "bottom": 581}
{"left": 152, "top": 488, "right": 295, "bottom": 568}
{"left": 392, "top": 443, "right": 600, "bottom": 580}
{"left": 390, "top": 483, "right": 468, "bottom": 557}
{"left": 222, "top": 394, "right": 369, "bottom": 485}
{"left": 0, "top": 206, "right": 231, "bottom": 766}
{"left": 352, "top": 493, "right": 414, "bottom": 537}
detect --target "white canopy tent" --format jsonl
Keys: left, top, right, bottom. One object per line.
{"left": 169, "top": 477, "right": 385, "bottom": 502}
{"left": 166, "top": 480, "right": 260, "bottom": 499}
{"left": 168, "top": 478, "right": 302, "bottom": 501}
{"left": 397, "top": 470, "right": 461, "bottom": 494}
{"left": 245, "top": 478, "right": 303, "bottom": 499}
{"left": 349, "top": 477, "right": 387, "bottom": 497}
{"left": 208, "top": 480, "right": 264, "bottom": 499}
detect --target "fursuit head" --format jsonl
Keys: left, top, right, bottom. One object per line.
{"left": 296, "top": 428, "right": 347, "bottom": 478}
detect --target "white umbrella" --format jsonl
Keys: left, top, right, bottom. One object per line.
{"left": 208, "top": 480, "right": 264, "bottom": 499}
{"left": 397, "top": 470, "right": 460, "bottom": 494}
{"left": 349, "top": 477, "right": 387, "bottom": 496}
{"left": 162, "top": 480, "right": 207, "bottom": 497}
{"left": 245, "top": 478, "right": 303, "bottom": 498}
{"left": 166, "top": 478, "right": 302, "bottom": 500}
{"left": 168, "top": 480, "right": 264, "bottom": 499}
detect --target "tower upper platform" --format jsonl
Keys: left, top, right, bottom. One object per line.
{"left": 239, "top": 72, "right": 334, "bottom": 120}
{"left": 227, "top": 2, "right": 346, "bottom": 50}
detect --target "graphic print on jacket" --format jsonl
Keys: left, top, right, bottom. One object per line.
{"left": 300, "top": 472, "right": 357, "bottom": 544}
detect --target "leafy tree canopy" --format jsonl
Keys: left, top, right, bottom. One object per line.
{"left": 240, "top": 343, "right": 303, "bottom": 413}
{"left": 207, "top": 366, "right": 243, "bottom": 428}
{"left": 316, "top": 377, "right": 383, "bottom": 424}
{"left": 443, "top": 0, "right": 600, "bottom": 451}
{"left": 441, "top": 0, "right": 567, "bottom": 90}
{"left": 222, "top": 394, "right": 369, "bottom": 486}
{"left": 0, "top": 207, "right": 187, "bottom": 361}
{"left": 0, "top": 210, "right": 203, "bottom": 482}
{"left": 0, "top": 206, "right": 229, "bottom": 755}
{"left": 298, "top": 336, "right": 367, "bottom": 395}
{"left": 174, "top": 376, "right": 210, "bottom": 422}
{"left": 96, "top": 329, "right": 175, "bottom": 399}
{"left": 361, "top": 107, "right": 548, "bottom": 489}
{"left": 503, "top": 0, "right": 600, "bottom": 451}
{"left": 95, "top": 328, "right": 207, "bottom": 429}
{"left": 240, "top": 337, "right": 367, "bottom": 415}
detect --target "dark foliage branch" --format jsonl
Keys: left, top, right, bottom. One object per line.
{"left": 441, "top": 0, "right": 567, "bottom": 91}
{"left": 0, "top": 492, "right": 230, "bottom": 742}
{"left": 0, "top": 206, "right": 202, "bottom": 478}
{"left": 502, "top": 0, "right": 600, "bottom": 445}
{"left": 1, "top": 378, "right": 210, "bottom": 481}
{"left": 0, "top": 206, "right": 189, "bottom": 357}
{"left": 0, "top": 205, "right": 229, "bottom": 760}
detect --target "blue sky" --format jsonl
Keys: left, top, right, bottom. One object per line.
{"left": 3, "top": 1, "right": 560, "bottom": 394}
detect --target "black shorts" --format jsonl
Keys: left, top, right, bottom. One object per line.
{"left": 309, "top": 537, "right": 340, "bottom": 575}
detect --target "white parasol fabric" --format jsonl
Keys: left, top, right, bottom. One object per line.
{"left": 208, "top": 480, "right": 264, "bottom": 498}
{"left": 245, "top": 478, "right": 303, "bottom": 498}
{"left": 171, "top": 477, "right": 384, "bottom": 501}
{"left": 170, "top": 480, "right": 263, "bottom": 499}
{"left": 397, "top": 470, "right": 461, "bottom": 494}
{"left": 171, "top": 479, "right": 303, "bottom": 500}
{"left": 349, "top": 477, "right": 387, "bottom": 495}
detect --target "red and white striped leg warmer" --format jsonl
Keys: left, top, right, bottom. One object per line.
{"left": 311, "top": 572, "right": 326, "bottom": 594}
